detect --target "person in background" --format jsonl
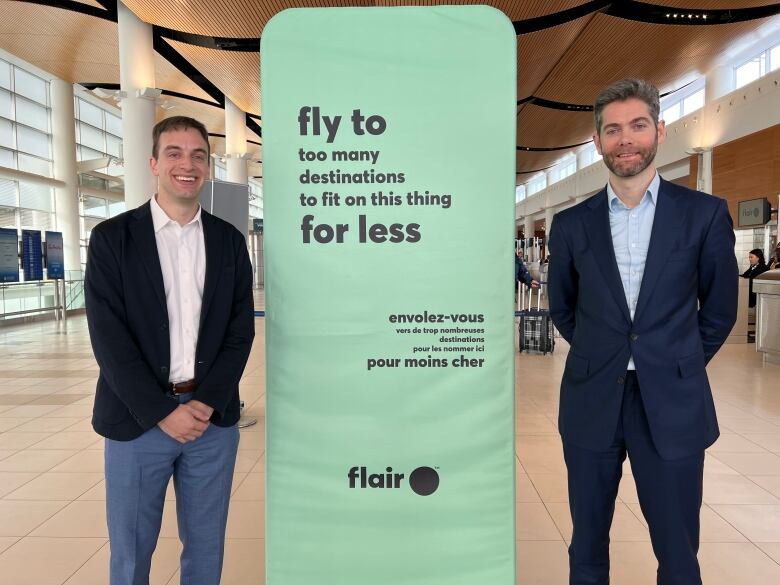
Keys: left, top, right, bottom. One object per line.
{"left": 516, "top": 247, "right": 540, "bottom": 291}
{"left": 769, "top": 243, "right": 780, "bottom": 270}
{"left": 741, "top": 248, "right": 769, "bottom": 308}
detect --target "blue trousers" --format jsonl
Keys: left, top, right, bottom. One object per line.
{"left": 563, "top": 371, "right": 705, "bottom": 585}
{"left": 105, "top": 394, "right": 240, "bottom": 585}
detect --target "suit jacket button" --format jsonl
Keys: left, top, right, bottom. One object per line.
{"left": 617, "top": 376, "right": 625, "bottom": 384}
{"left": 630, "top": 333, "right": 639, "bottom": 341}
{"left": 160, "top": 366, "right": 168, "bottom": 374}
{"left": 160, "top": 323, "right": 168, "bottom": 331}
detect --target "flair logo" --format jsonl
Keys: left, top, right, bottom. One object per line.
{"left": 347, "top": 466, "right": 439, "bottom": 496}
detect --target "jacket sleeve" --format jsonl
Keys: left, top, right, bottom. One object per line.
{"left": 192, "top": 231, "right": 255, "bottom": 418}
{"left": 548, "top": 215, "right": 577, "bottom": 344}
{"left": 698, "top": 198, "right": 738, "bottom": 363}
{"left": 85, "top": 226, "right": 178, "bottom": 430}
{"left": 516, "top": 259, "right": 533, "bottom": 288}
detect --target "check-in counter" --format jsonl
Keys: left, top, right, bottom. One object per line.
{"left": 754, "top": 271, "right": 780, "bottom": 365}
{"left": 726, "top": 277, "right": 750, "bottom": 344}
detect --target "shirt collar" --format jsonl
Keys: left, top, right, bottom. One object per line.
{"left": 150, "top": 194, "right": 202, "bottom": 233}
{"left": 607, "top": 172, "right": 660, "bottom": 211}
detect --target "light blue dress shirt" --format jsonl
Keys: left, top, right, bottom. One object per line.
{"left": 607, "top": 172, "right": 660, "bottom": 370}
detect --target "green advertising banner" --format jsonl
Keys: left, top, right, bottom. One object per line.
{"left": 262, "top": 6, "right": 517, "bottom": 584}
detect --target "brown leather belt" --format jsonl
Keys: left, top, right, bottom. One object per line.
{"left": 169, "top": 379, "right": 196, "bottom": 395}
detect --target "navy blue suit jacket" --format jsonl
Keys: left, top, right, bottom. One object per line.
{"left": 548, "top": 179, "right": 738, "bottom": 460}
{"left": 85, "top": 201, "right": 255, "bottom": 441}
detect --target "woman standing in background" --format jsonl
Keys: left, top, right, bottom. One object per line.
{"left": 741, "top": 248, "right": 770, "bottom": 308}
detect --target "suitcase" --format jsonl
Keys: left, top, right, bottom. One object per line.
{"left": 517, "top": 285, "right": 554, "bottom": 354}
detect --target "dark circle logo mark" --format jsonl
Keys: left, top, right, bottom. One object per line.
{"left": 408, "top": 466, "right": 439, "bottom": 496}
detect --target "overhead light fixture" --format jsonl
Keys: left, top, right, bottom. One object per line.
{"left": 91, "top": 88, "right": 126, "bottom": 102}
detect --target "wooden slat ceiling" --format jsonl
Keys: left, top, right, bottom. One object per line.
{"left": 124, "top": 0, "right": 591, "bottom": 36}
{"left": 165, "top": 39, "right": 260, "bottom": 115}
{"left": 517, "top": 14, "right": 593, "bottom": 99}
{"left": 2, "top": 0, "right": 779, "bottom": 183}
{"left": 534, "top": 14, "right": 772, "bottom": 104}
{"left": 74, "top": 0, "right": 108, "bottom": 9}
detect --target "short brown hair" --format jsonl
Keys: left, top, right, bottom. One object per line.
{"left": 594, "top": 79, "right": 660, "bottom": 134}
{"left": 152, "top": 116, "right": 210, "bottom": 159}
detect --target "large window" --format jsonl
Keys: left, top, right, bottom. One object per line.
{"left": 527, "top": 174, "right": 547, "bottom": 196}
{"left": 735, "top": 42, "right": 780, "bottom": 89}
{"left": 0, "top": 58, "right": 54, "bottom": 237}
{"left": 660, "top": 78, "right": 705, "bottom": 124}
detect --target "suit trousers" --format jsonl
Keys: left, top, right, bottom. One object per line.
{"left": 105, "top": 393, "right": 240, "bottom": 585}
{"left": 563, "top": 371, "right": 705, "bottom": 585}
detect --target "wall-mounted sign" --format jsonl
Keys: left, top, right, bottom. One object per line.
{"left": 737, "top": 197, "right": 772, "bottom": 228}
{"left": 0, "top": 228, "right": 19, "bottom": 283}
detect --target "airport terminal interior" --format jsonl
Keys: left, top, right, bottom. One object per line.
{"left": 1, "top": 1, "right": 780, "bottom": 584}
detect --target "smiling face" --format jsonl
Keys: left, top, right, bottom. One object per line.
{"left": 593, "top": 97, "right": 666, "bottom": 180}
{"left": 150, "top": 127, "right": 209, "bottom": 207}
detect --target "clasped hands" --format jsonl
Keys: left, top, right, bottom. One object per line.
{"left": 158, "top": 400, "right": 214, "bottom": 443}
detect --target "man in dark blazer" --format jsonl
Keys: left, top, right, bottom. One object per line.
{"left": 548, "top": 80, "right": 737, "bottom": 585}
{"left": 85, "top": 116, "right": 254, "bottom": 585}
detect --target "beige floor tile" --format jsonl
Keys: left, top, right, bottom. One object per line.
{"left": 617, "top": 475, "right": 639, "bottom": 504}
{"left": 719, "top": 417, "right": 780, "bottom": 434}
{"left": 547, "top": 502, "right": 649, "bottom": 542}
{"left": 516, "top": 415, "right": 558, "bottom": 434}
{"left": 516, "top": 540, "right": 568, "bottom": 585}
{"left": 234, "top": 450, "right": 263, "bottom": 473}
{"left": 707, "top": 433, "right": 770, "bottom": 454}
{"left": 528, "top": 474, "right": 569, "bottom": 503}
{"left": 42, "top": 404, "right": 94, "bottom": 418}
{"left": 516, "top": 503, "right": 563, "bottom": 541}
{"left": 0, "top": 418, "right": 34, "bottom": 432}
{"left": 0, "top": 432, "right": 53, "bottom": 450}
{"left": 12, "top": 417, "right": 83, "bottom": 433}
{"left": 31, "top": 501, "right": 108, "bottom": 538}
{"left": 0, "top": 536, "right": 19, "bottom": 554}
{"left": 0, "top": 471, "right": 38, "bottom": 497}
{"left": 225, "top": 499, "right": 264, "bottom": 538}
{"left": 709, "top": 505, "right": 780, "bottom": 542}
{"left": 1, "top": 405, "right": 62, "bottom": 418}
{"left": 749, "top": 475, "right": 780, "bottom": 498}
{"left": 232, "top": 473, "right": 265, "bottom": 501}
{"left": 5, "top": 472, "right": 103, "bottom": 501}
{"left": 711, "top": 452, "right": 780, "bottom": 476}
{"left": 704, "top": 454, "right": 741, "bottom": 476}
{"left": 515, "top": 472, "right": 541, "bottom": 503}
{"left": 219, "top": 539, "right": 265, "bottom": 585}
{"left": 703, "top": 474, "right": 780, "bottom": 504}
{"left": 50, "top": 450, "right": 104, "bottom": 473}
{"left": 237, "top": 430, "right": 265, "bottom": 451}
{"left": 0, "top": 536, "right": 106, "bottom": 585}
{"left": 76, "top": 480, "right": 105, "bottom": 501}
{"left": 699, "top": 505, "right": 750, "bottom": 542}
{"left": 0, "top": 500, "right": 69, "bottom": 536}
{"left": 742, "top": 433, "right": 780, "bottom": 453}
{"left": 63, "top": 538, "right": 181, "bottom": 585}
{"left": 755, "top": 542, "right": 780, "bottom": 564}
{"left": 0, "top": 450, "right": 79, "bottom": 472}
{"left": 0, "top": 450, "right": 15, "bottom": 461}
{"left": 29, "top": 431, "right": 102, "bottom": 450}
{"left": 63, "top": 418, "right": 97, "bottom": 433}
{"left": 699, "top": 542, "right": 780, "bottom": 585}
{"left": 608, "top": 541, "right": 658, "bottom": 585}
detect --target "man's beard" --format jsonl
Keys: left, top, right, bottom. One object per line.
{"left": 602, "top": 139, "right": 658, "bottom": 178}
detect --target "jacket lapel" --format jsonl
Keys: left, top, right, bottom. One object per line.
{"left": 633, "top": 179, "right": 686, "bottom": 324}
{"left": 128, "top": 202, "right": 167, "bottom": 312}
{"left": 583, "top": 190, "right": 632, "bottom": 325}
{"left": 199, "top": 210, "right": 224, "bottom": 331}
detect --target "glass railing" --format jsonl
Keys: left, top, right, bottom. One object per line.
{"left": 0, "top": 278, "right": 84, "bottom": 320}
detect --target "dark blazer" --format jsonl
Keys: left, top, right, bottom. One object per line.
{"left": 85, "top": 201, "right": 255, "bottom": 441}
{"left": 548, "top": 179, "right": 738, "bottom": 460}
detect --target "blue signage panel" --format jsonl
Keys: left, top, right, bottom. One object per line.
{"left": 45, "top": 231, "right": 64, "bottom": 279}
{"left": 22, "top": 229, "right": 43, "bottom": 281}
{"left": 0, "top": 228, "right": 19, "bottom": 283}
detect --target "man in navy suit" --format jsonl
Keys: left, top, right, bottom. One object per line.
{"left": 85, "top": 117, "right": 254, "bottom": 585}
{"left": 548, "top": 79, "right": 737, "bottom": 585}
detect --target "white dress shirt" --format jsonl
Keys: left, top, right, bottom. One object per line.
{"left": 150, "top": 195, "right": 206, "bottom": 383}
{"left": 607, "top": 172, "right": 659, "bottom": 370}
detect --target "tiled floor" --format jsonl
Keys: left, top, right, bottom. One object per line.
{"left": 0, "top": 311, "right": 779, "bottom": 584}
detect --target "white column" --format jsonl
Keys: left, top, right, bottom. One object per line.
{"left": 118, "top": 1, "right": 156, "bottom": 209}
{"left": 225, "top": 98, "right": 248, "bottom": 184}
{"left": 50, "top": 79, "right": 81, "bottom": 278}
{"left": 544, "top": 207, "right": 555, "bottom": 235}
{"left": 697, "top": 149, "right": 714, "bottom": 194}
